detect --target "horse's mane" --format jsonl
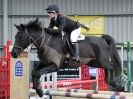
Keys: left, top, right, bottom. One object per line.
{"left": 26, "top": 18, "right": 42, "bottom": 31}
{"left": 25, "top": 18, "right": 60, "bottom": 35}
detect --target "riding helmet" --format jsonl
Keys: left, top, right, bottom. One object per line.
{"left": 46, "top": 4, "right": 59, "bottom": 13}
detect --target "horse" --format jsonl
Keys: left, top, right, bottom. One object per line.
{"left": 11, "top": 19, "right": 124, "bottom": 97}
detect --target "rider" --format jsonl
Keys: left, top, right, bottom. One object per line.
{"left": 45, "top": 4, "right": 89, "bottom": 62}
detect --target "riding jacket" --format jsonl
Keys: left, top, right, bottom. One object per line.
{"left": 48, "top": 14, "right": 80, "bottom": 34}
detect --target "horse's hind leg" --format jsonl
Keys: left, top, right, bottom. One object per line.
{"left": 99, "top": 58, "right": 113, "bottom": 70}
{"left": 97, "top": 51, "right": 115, "bottom": 87}
{"left": 104, "top": 69, "right": 115, "bottom": 85}
{"left": 97, "top": 51, "right": 113, "bottom": 70}
{"left": 101, "top": 58, "right": 122, "bottom": 91}
{"left": 104, "top": 69, "right": 124, "bottom": 91}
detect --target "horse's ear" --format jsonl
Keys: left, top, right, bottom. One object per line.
{"left": 20, "top": 24, "right": 25, "bottom": 30}
{"left": 34, "top": 18, "right": 39, "bottom": 24}
{"left": 14, "top": 24, "right": 21, "bottom": 31}
{"left": 35, "top": 18, "right": 39, "bottom": 22}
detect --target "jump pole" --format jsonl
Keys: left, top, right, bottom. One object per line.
{"left": 29, "top": 89, "right": 133, "bottom": 99}
{"left": 58, "top": 88, "right": 133, "bottom": 97}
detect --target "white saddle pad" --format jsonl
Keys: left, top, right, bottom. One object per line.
{"left": 77, "top": 35, "right": 85, "bottom": 41}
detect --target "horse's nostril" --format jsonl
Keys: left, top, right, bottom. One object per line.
{"left": 11, "top": 51, "right": 18, "bottom": 58}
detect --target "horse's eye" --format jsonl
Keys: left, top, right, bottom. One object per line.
{"left": 19, "top": 36, "right": 22, "bottom": 39}
{"left": 15, "top": 35, "right": 22, "bottom": 40}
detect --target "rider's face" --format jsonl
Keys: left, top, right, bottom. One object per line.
{"left": 47, "top": 12, "right": 55, "bottom": 19}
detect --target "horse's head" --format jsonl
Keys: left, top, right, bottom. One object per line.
{"left": 11, "top": 19, "right": 45, "bottom": 58}
{"left": 11, "top": 24, "right": 30, "bottom": 58}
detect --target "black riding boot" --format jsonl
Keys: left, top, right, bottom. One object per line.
{"left": 72, "top": 43, "right": 80, "bottom": 62}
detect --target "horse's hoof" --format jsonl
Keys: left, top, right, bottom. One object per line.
{"left": 111, "top": 86, "right": 124, "bottom": 92}
{"left": 36, "top": 88, "right": 43, "bottom": 97}
{"left": 35, "top": 85, "right": 43, "bottom": 97}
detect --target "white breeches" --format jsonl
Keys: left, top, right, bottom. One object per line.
{"left": 70, "top": 27, "right": 81, "bottom": 43}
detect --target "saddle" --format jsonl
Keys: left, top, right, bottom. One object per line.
{"left": 61, "top": 34, "right": 85, "bottom": 62}
{"left": 44, "top": 27, "right": 86, "bottom": 60}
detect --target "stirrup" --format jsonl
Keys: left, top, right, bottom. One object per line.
{"left": 72, "top": 56, "right": 80, "bottom": 62}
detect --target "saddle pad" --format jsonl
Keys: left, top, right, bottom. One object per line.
{"left": 77, "top": 35, "right": 85, "bottom": 41}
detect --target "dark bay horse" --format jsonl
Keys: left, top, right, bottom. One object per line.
{"left": 11, "top": 19, "right": 124, "bottom": 97}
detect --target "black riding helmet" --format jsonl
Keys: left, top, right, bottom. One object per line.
{"left": 46, "top": 4, "right": 59, "bottom": 13}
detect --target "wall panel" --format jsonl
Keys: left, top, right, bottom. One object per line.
{"left": 0, "top": 18, "right": 2, "bottom": 45}
{"left": 0, "top": 0, "right": 2, "bottom": 14}
{"left": 8, "top": 0, "right": 133, "bottom": 15}
{"left": 105, "top": 16, "right": 133, "bottom": 42}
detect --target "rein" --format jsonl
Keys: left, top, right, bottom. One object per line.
{"left": 25, "top": 28, "right": 54, "bottom": 50}
{"left": 13, "top": 26, "right": 54, "bottom": 54}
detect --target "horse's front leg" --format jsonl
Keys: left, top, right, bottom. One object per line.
{"left": 32, "top": 63, "right": 58, "bottom": 97}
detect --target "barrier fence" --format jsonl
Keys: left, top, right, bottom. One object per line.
{"left": 29, "top": 66, "right": 108, "bottom": 91}
{"left": 0, "top": 40, "right": 11, "bottom": 99}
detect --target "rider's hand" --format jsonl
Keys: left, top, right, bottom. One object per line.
{"left": 44, "top": 28, "right": 49, "bottom": 31}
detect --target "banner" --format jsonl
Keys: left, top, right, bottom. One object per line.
{"left": 69, "top": 16, "right": 104, "bottom": 36}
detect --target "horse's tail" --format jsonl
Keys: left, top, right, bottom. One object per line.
{"left": 101, "top": 35, "right": 122, "bottom": 74}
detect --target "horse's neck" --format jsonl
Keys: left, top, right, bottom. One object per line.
{"left": 30, "top": 29, "right": 46, "bottom": 49}
{"left": 45, "top": 35, "right": 63, "bottom": 52}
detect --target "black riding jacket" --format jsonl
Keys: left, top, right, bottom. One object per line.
{"left": 48, "top": 14, "right": 80, "bottom": 34}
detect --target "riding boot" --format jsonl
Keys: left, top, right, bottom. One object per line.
{"left": 72, "top": 43, "right": 80, "bottom": 62}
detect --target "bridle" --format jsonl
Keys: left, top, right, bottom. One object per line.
{"left": 13, "top": 27, "right": 54, "bottom": 53}
{"left": 27, "top": 28, "right": 53, "bottom": 49}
